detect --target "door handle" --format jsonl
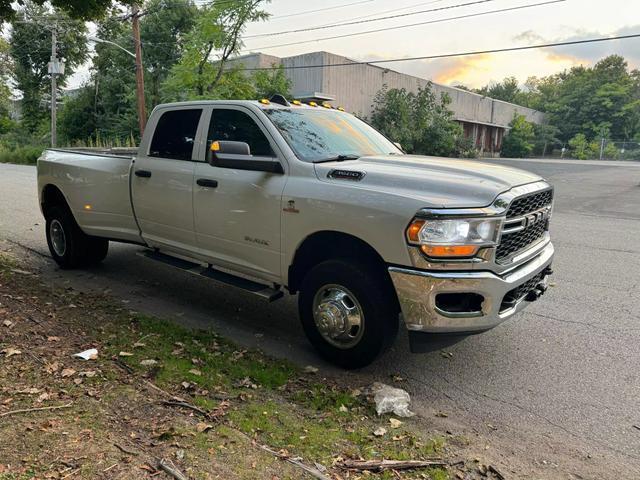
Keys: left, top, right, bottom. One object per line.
{"left": 135, "top": 170, "right": 152, "bottom": 178}
{"left": 197, "top": 178, "right": 218, "bottom": 188}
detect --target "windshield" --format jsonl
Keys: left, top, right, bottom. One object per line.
{"left": 264, "top": 108, "right": 401, "bottom": 162}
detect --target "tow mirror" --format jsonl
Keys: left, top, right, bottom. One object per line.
{"left": 208, "top": 140, "right": 284, "bottom": 174}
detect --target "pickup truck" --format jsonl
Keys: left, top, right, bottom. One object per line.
{"left": 37, "top": 97, "right": 554, "bottom": 368}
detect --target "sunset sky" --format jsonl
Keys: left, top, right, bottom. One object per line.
{"left": 238, "top": 0, "right": 640, "bottom": 88}
{"left": 68, "top": 0, "right": 640, "bottom": 90}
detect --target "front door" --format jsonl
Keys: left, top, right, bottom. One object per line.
{"left": 193, "top": 106, "right": 287, "bottom": 281}
{"left": 132, "top": 107, "right": 203, "bottom": 253}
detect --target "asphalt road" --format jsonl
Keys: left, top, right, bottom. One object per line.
{"left": 1, "top": 158, "right": 639, "bottom": 478}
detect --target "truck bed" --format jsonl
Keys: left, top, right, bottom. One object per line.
{"left": 37, "top": 148, "right": 142, "bottom": 243}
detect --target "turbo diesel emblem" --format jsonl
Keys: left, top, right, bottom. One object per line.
{"left": 327, "top": 169, "right": 365, "bottom": 181}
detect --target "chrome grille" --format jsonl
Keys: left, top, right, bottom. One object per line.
{"left": 496, "top": 188, "right": 553, "bottom": 263}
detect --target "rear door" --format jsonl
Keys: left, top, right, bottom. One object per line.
{"left": 132, "top": 107, "right": 204, "bottom": 253}
{"left": 193, "top": 106, "right": 287, "bottom": 280}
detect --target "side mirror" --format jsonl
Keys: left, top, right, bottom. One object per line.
{"left": 208, "top": 140, "right": 284, "bottom": 174}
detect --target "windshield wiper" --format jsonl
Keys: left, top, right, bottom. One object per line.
{"left": 313, "top": 154, "right": 360, "bottom": 164}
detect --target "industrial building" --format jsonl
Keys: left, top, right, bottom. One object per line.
{"left": 232, "top": 51, "right": 545, "bottom": 156}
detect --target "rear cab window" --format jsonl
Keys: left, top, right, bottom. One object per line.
{"left": 149, "top": 109, "right": 203, "bottom": 160}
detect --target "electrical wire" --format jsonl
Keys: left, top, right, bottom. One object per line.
{"left": 270, "top": 0, "right": 376, "bottom": 19}
{"left": 246, "top": 0, "right": 567, "bottom": 50}
{"left": 244, "top": 0, "right": 498, "bottom": 39}
{"left": 234, "top": 33, "right": 640, "bottom": 71}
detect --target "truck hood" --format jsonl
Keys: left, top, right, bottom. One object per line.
{"left": 314, "top": 154, "right": 543, "bottom": 208}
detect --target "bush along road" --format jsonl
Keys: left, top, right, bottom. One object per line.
{"left": 0, "top": 248, "right": 504, "bottom": 480}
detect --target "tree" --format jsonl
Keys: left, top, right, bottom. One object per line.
{"left": 9, "top": 2, "right": 88, "bottom": 133}
{"left": 532, "top": 122, "right": 560, "bottom": 156}
{"left": 63, "top": 0, "right": 197, "bottom": 144}
{"left": 0, "top": 38, "right": 14, "bottom": 134}
{"left": 163, "top": 0, "right": 269, "bottom": 99}
{"left": 370, "top": 83, "right": 468, "bottom": 157}
{"left": 253, "top": 65, "right": 292, "bottom": 99}
{"left": 0, "top": 0, "right": 134, "bottom": 21}
{"left": 568, "top": 133, "right": 598, "bottom": 160}
{"left": 501, "top": 114, "right": 534, "bottom": 158}
{"left": 475, "top": 77, "right": 529, "bottom": 105}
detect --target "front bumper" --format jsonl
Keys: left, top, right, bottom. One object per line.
{"left": 389, "top": 241, "right": 554, "bottom": 334}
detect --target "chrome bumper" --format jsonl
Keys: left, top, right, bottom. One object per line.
{"left": 389, "top": 242, "right": 554, "bottom": 334}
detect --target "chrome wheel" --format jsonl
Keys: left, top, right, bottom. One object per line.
{"left": 50, "top": 219, "right": 67, "bottom": 257}
{"left": 312, "top": 284, "right": 364, "bottom": 349}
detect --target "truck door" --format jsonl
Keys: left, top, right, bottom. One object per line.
{"left": 193, "top": 106, "right": 287, "bottom": 281}
{"left": 131, "top": 107, "right": 203, "bottom": 253}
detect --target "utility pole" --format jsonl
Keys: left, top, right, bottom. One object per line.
{"left": 50, "top": 25, "right": 58, "bottom": 147}
{"left": 132, "top": 3, "right": 147, "bottom": 136}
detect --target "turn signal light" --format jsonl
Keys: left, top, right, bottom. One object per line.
{"left": 210, "top": 141, "right": 220, "bottom": 151}
{"left": 420, "top": 245, "right": 478, "bottom": 257}
{"left": 406, "top": 219, "right": 425, "bottom": 243}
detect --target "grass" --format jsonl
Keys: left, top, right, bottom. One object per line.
{"left": 0, "top": 252, "right": 461, "bottom": 479}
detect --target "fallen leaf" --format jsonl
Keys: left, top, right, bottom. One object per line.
{"left": 79, "top": 371, "right": 97, "bottom": 378}
{"left": 303, "top": 365, "right": 318, "bottom": 374}
{"left": 119, "top": 351, "right": 134, "bottom": 357}
{"left": 2, "top": 320, "right": 13, "bottom": 327}
{"left": 339, "top": 405, "right": 349, "bottom": 413}
{"left": 188, "top": 369, "right": 202, "bottom": 376}
{"left": 133, "top": 342, "right": 146, "bottom": 348}
{"left": 373, "top": 427, "right": 387, "bottom": 437}
{"left": 196, "top": 422, "right": 214, "bottom": 433}
{"left": 140, "top": 359, "right": 157, "bottom": 366}
{"left": 36, "top": 393, "right": 50, "bottom": 403}
{"left": 389, "top": 418, "right": 403, "bottom": 428}
{"left": 47, "top": 336, "right": 60, "bottom": 342}
{"left": 61, "top": 368, "right": 76, "bottom": 378}
{"left": 435, "top": 412, "right": 448, "bottom": 418}
{"left": 1, "top": 347, "right": 22, "bottom": 357}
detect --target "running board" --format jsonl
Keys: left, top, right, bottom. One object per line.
{"left": 137, "top": 250, "right": 284, "bottom": 302}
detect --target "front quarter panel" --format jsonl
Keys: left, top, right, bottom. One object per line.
{"left": 281, "top": 162, "right": 423, "bottom": 280}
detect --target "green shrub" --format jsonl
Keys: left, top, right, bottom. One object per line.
{"left": 0, "top": 145, "right": 45, "bottom": 165}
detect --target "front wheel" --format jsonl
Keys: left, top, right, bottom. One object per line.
{"left": 298, "top": 259, "right": 399, "bottom": 369}
{"left": 45, "top": 206, "right": 109, "bottom": 269}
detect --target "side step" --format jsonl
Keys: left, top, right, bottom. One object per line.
{"left": 137, "top": 250, "right": 284, "bottom": 302}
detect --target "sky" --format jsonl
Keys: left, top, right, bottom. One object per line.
{"left": 68, "top": 0, "right": 640, "bottom": 90}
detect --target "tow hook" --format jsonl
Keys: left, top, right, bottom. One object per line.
{"left": 526, "top": 266, "right": 553, "bottom": 302}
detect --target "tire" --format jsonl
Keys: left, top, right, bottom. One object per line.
{"left": 298, "top": 259, "right": 399, "bottom": 369}
{"left": 45, "top": 205, "right": 109, "bottom": 269}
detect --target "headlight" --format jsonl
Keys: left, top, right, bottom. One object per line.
{"left": 406, "top": 216, "right": 503, "bottom": 258}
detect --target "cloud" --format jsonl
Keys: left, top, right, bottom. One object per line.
{"left": 514, "top": 25, "right": 640, "bottom": 68}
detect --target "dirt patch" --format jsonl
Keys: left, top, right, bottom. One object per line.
{"left": 0, "top": 250, "right": 489, "bottom": 480}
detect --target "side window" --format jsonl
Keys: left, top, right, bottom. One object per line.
{"left": 208, "top": 109, "right": 274, "bottom": 157}
{"left": 149, "top": 109, "right": 202, "bottom": 160}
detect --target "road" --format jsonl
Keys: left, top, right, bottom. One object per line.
{"left": 1, "top": 158, "right": 639, "bottom": 478}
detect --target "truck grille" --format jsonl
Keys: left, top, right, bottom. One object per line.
{"left": 496, "top": 188, "right": 553, "bottom": 263}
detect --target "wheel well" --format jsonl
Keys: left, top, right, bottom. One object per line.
{"left": 288, "top": 231, "right": 397, "bottom": 303}
{"left": 41, "top": 184, "right": 69, "bottom": 217}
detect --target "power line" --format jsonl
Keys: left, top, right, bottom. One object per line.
{"left": 247, "top": 0, "right": 566, "bottom": 50}
{"left": 235, "top": 33, "right": 640, "bottom": 71}
{"left": 244, "top": 0, "right": 498, "bottom": 39}
{"left": 316, "top": 0, "right": 446, "bottom": 25}
{"left": 270, "top": 0, "right": 376, "bottom": 19}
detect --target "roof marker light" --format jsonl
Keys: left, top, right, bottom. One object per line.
{"left": 292, "top": 100, "right": 302, "bottom": 105}
{"left": 337, "top": 106, "right": 345, "bottom": 111}
{"left": 308, "top": 101, "right": 318, "bottom": 107}
{"left": 259, "top": 98, "right": 270, "bottom": 105}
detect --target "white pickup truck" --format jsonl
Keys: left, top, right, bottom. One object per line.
{"left": 37, "top": 98, "right": 554, "bottom": 368}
